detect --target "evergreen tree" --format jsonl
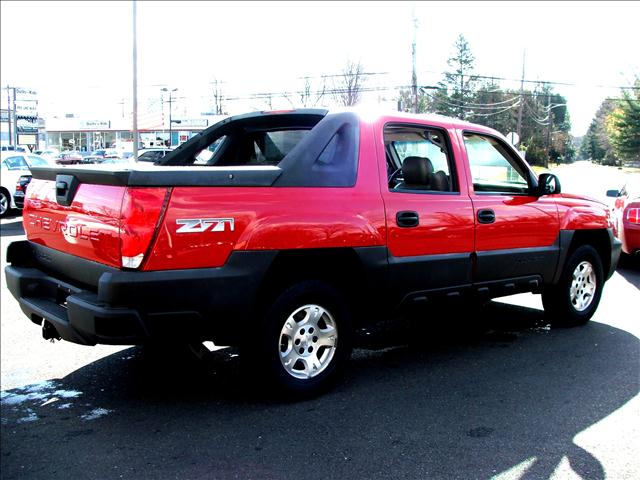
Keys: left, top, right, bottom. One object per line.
{"left": 609, "top": 79, "right": 640, "bottom": 162}
{"left": 431, "top": 34, "right": 479, "bottom": 120}
{"left": 579, "top": 100, "right": 616, "bottom": 162}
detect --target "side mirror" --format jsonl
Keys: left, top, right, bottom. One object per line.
{"left": 606, "top": 189, "right": 620, "bottom": 198}
{"left": 535, "top": 173, "right": 561, "bottom": 196}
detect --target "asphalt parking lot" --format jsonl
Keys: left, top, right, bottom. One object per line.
{"left": 1, "top": 161, "right": 639, "bottom": 479}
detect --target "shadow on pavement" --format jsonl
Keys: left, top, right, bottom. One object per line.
{"left": 1, "top": 302, "right": 638, "bottom": 479}
{"left": 617, "top": 255, "right": 640, "bottom": 289}
{"left": 0, "top": 215, "right": 24, "bottom": 237}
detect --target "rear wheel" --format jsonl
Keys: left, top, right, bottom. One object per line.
{"left": 542, "top": 245, "right": 604, "bottom": 326}
{"left": 244, "top": 280, "right": 353, "bottom": 397}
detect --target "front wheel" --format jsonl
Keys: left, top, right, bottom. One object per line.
{"left": 542, "top": 245, "right": 604, "bottom": 326}
{"left": 0, "top": 189, "right": 10, "bottom": 218}
{"left": 245, "top": 281, "right": 353, "bottom": 397}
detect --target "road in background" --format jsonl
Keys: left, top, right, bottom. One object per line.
{"left": 1, "top": 162, "right": 638, "bottom": 479}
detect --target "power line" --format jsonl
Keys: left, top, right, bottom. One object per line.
{"left": 468, "top": 103, "right": 522, "bottom": 118}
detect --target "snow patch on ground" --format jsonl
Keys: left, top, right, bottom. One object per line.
{"left": 16, "top": 408, "right": 38, "bottom": 423}
{"left": 0, "top": 380, "right": 81, "bottom": 406}
{"left": 81, "top": 408, "right": 112, "bottom": 421}
{"left": 0, "top": 380, "right": 110, "bottom": 424}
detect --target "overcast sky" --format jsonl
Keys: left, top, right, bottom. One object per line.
{"left": 1, "top": 1, "right": 638, "bottom": 136}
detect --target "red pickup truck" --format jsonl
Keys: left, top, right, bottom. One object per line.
{"left": 5, "top": 109, "right": 621, "bottom": 395}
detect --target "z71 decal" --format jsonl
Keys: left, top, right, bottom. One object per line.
{"left": 176, "top": 218, "right": 235, "bottom": 233}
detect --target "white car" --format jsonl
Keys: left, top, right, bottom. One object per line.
{"left": 136, "top": 147, "right": 174, "bottom": 163}
{"left": 0, "top": 152, "right": 52, "bottom": 217}
{"left": 39, "top": 148, "right": 60, "bottom": 160}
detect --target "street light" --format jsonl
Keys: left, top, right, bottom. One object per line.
{"left": 161, "top": 87, "right": 178, "bottom": 146}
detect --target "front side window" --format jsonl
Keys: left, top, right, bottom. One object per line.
{"left": 463, "top": 133, "right": 530, "bottom": 194}
{"left": 385, "top": 125, "right": 456, "bottom": 193}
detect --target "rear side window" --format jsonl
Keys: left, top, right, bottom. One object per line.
{"left": 207, "top": 129, "right": 311, "bottom": 167}
{"left": 384, "top": 125, "right": 457, "bottom": 193}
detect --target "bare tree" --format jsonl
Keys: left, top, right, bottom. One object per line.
{"left": 334, "top": 60, "right": 365, "bottom": 107}
{"left": 282, "top": 76, "right": 328, "bottom": 109}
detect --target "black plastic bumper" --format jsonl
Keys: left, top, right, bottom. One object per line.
{"left": 607, "top": 228, "right": 622, "bottom": 280}
{"left": 5, "top": 241, "right": 276, "bottom": 346}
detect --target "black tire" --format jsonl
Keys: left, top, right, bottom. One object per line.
{"left": 0, "top": 189, "right": 10, "bottom": 218}
{"left": 542, "top": 245, "right": 604, "bottom": 327}
{"left": 243, "top": 280, "right": 353, "bottom": 398}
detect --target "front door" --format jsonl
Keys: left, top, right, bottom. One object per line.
{"left": 460, "top": 132, "right": 560, "bottom": 284}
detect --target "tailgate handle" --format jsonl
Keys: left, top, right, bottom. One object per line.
{"left": 56, "top": 181, "right": 68, "bottom": 194}
{"left": 55, "top": 174, "right": 80, "bottom": 207}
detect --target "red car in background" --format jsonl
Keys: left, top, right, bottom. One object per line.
{"left": 608, "top": 176, "right": 640, "bottom": 257}
{"left": 54, "top": 151, "right": 84, "bottom": 165}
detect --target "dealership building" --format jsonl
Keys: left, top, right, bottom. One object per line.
{"left": 43, "top": 114, "right": 225, "bottom": 151}
{"left": 1, "top": 87, "right": 226, "bottom": 152}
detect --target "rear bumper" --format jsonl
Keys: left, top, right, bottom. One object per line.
{"left": 5, "top": 241, "right": 276, "bottom": 346}
{"left": 621, "top": 223, "right": 640, "bottom": 255}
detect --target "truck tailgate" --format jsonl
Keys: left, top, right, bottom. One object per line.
{"left": 23, "top": 170, "right": 169, "bottom": 270}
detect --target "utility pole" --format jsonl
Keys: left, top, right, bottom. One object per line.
{"left": 516, "top": 50, "right": 525, "bottom": 143}
{"left": 132, "top": 0, "right": 139, "bottom": 160}
{"left": 411, "top": 8, "right": 418, "bottom": 113}
{"left": 546, "top": 86, "right": 552, "bottom": 169}
{"left": 162, "top": 87, "right": 177, "bottom": 146}
{"left": 12, "top": 87, "right": 17, "bottom": 147}
{"left": 6, "top": 85, "right": 12, "bottom": 146}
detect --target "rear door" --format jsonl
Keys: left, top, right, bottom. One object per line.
{"left": 377, "top": 120, "right": 475, "bottom": 305}
{"left": 460, "top": 131, "right": 559, "bottom": 284}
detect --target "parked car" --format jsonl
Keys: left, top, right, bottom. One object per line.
{"left": 82, "top": 149, "right": 107, "bottom": 164}
{"left": 607, "top": 176, "right": 640, "bottom": 257}
{"left": 5, "top": 109, "right": 621, "bottom": 396}
{"left": 1, "top": 152, "right": 51, "bottom": 217}
{"left": 1, "top": 145, "right": 27, "bottom": 153}
{"left": 39, "top": 148, "right": 60, "bottom": 160}
{"left": 54, "top": 151, "right": 84, "bottom": 165}
{"left": 136, "top": 147, "right": 174, "bottom": 163}
{"left": 13, "top": 174, "right": 32, "bottom": 209}
{"left": 10, "top": 154, "right": 55, "bottom": 211}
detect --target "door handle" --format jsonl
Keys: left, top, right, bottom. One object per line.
{"left": 477, "top": 209, "right": 495, "bottom": 224}
{"left": 396, "top": 211, "right": 419, "bottom": 228}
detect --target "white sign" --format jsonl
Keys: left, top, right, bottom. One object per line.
{"left": 15, "top": 101, "right": 38, "bottom": 117}
{"left": 176, "top": 118, "right": 208, "bottom": 128}
{"left": 505, "top": 132, "right": 520, "bottom": 146}
{"left": 79, "top": 120, "right": 111, "bottom": 129}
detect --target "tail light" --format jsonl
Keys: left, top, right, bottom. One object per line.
{"left": 120, "top": 187, "right": 171, "bottom": 269}
{"left": 15, "top": 175, "right": 30, "bottom": 192}
{"left": 626, "top": 206, "right": 640, "bottom": 224}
